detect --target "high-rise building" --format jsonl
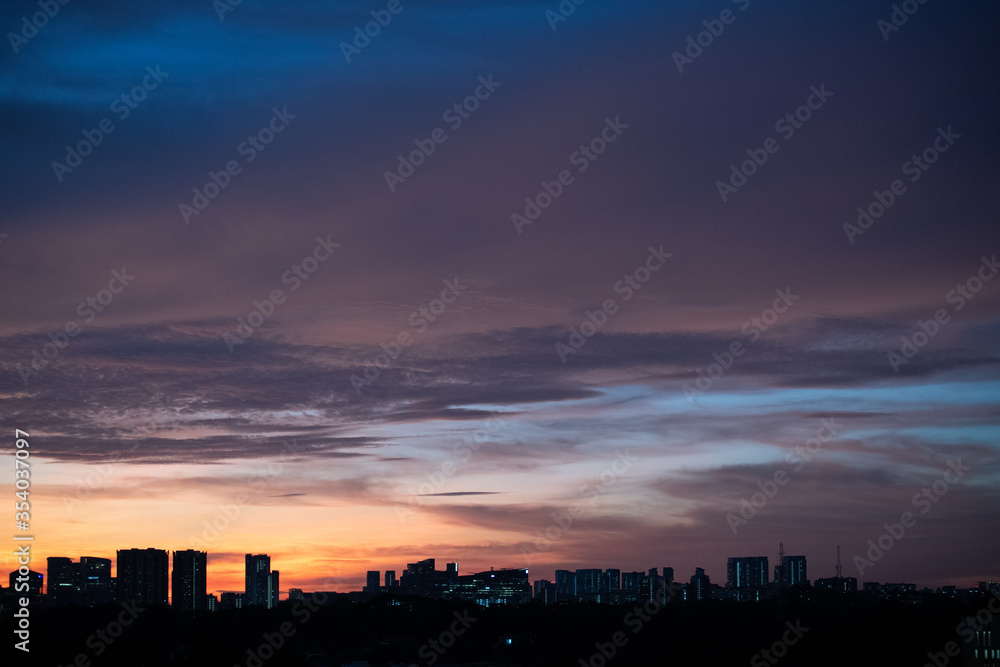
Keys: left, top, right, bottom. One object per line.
{"left": 245, "top": 554, "right": 278, "bottom": 608}
{"left": 603, "top": 569, "right": 621, "bottom": 593}
{"left": 533, "top": 579, "right": 557, "bottom": 604}
{"left": 622, "top": 571, "right": 644, "bottom": 603}
{"left": 642, "top": 568, "right": 664, "bottom": 603}
{"left": 172, "top": 550, "right": 207, "bottom": 611}
{"left": 446, "top": 563, "right": 459, "bottom": 578}
{"left": 727, "top": 557, "right": 769, "bottom": 601}
{"left": 663, "top": 567, "right": 674, "bottom": 585}
{"left": 268, "top": 570, "right": 279, "bottom": 608}
{"left": 555, "top": 570, "right": 576, "bottom": 601}
{"left": 689, "top": 567, "right": 710, "bottom": 601}
{"left": 47, "top": 557, "right": 82, "bottom": 605}
{"left": 117, "top": 549, "right": 169, "bottom": 606}
{"left": 576, "top": 569, "right": 602, "bottom": 601}
{"left": 366, "top": 570, "right": 381, "bottom": 593}
{"left": 400, "top": 558, "right": 439, "bottom": 597}
{"left": 385, "top": 570, "right": 397, "bottom": 588}
{"left": 288, "top": 588, "right": 304, "bottom": 601}
{"left": 80, "top": 557, "right": 114, "bottom": 606}
{"left": 780, "top": 555, "right": 807, "bottom": 587}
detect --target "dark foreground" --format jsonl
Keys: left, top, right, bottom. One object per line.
{"left": 3, "top": 592, "right": 995, "bottom": 667}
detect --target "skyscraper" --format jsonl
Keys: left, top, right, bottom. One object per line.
{"left": 245, "top": 554, "right": 278, "bottom": 608}
{"left": 603, "top": 569, "right": 621, "bottom": 594}
{"left": 622, "top": 571, "right": 644, "bottom": 603}
{"left": 576, "top": 569, "right": 602, "bottom": 601}
{"left": 172, "top": 550, "right": 207, "bottom": 611}
{"left": 117, "top": 548, "right": 169, "bottom": 606}
{"left": 689, "top": 567, "right": 710, "bottom": 601}
{"left": 780, "top": 555, "right": 807, "bottom": 587}
{"left": 385, "top": 570, "right": 397, "bottom": 588}
{"left": 268, "top": 570, "right": 279, "bottom": 608}
{"left": 366, "top": 570, "right": 381, "bottom": 593}
{"left": 555, "top": 569, "right": 576, "bottom": 602}
{"left": 245, "top": 553, "right": 269, "bottom": 607}
{"left": 726, "top": 556, "right": 769, "bottom": 601}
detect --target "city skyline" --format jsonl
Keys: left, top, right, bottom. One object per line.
{"left": 2, "top": 0, "right": 999, "bottom": 629}
{"left": 13, "top": 544, "right": 993, "bottom": 603}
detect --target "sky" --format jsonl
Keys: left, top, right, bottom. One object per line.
{"left": 1, "top": 0, "right": 999, "bottom": 599}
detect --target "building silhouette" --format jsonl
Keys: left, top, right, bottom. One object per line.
{"left": 172, "top": 550, "right": 207, "bottom": 611}
{"left": 8, "top": 569, "right": 43, "bottom": 601}
{"left": 777, "top": 555, "right": 807, "bottom": 588}
{"left": 245, "top": 554, "right": 279, "bottom": 608}
{"left": 450, "top": 567, "right": 530, "bottom": 606}
{"left": 533, "top": 579, "right": 557, "bottom": 604}
{"left": 400, "top": 558, "right": 441, "bottom": 598}
{"left": 366, "top": 570, "right": 380, "bottom": 594}
{"left": 80, "top": 557, "right": 115, "bottom": 606}
{"left": 47, "top": 557, "right": 82, "bottom": 605}
{"left": 555, "top": 569, "right": 576, "bottom": 602}
{"left": 622, "top": 571, "right": 643, "bottom": 603}
{"left": 220, "top": 591, "right": 245, "bottom": 609}
{"left": 117, "top": 548, "right": 168, "bottom": 606}
{"left": 727, "top": 556, "right": 769, "bottom": 601}
{"left": 576, "top": 569, "right": 602, "bottom": 602}
{"left": 689, "top": 567, "right": 711, "bottom": 601}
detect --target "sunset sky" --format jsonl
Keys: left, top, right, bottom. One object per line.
{"left": 1, "top": 0, "right": 999, "bottom": 599}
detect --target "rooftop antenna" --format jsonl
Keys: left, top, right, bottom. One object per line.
{"left": 836, "top": 546, "right": 842, "bottom": 579}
